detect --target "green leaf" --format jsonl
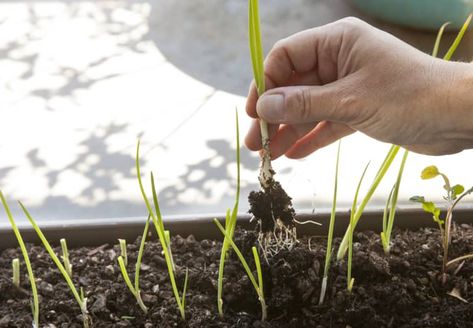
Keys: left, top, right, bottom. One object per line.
{"left": 421, "top": 201, "right": 438, "bottom": 214}
{"left": 409, "top": 196, "right": 425, "bottom": 203}
{"left": 432, "top": 22, "right": 450, "bottom": 58}
{"left": 444, "top": 14, "right": 472, "bottom": 61}
{"left": 451, "top": 184, "right": 465, "bottom": 198}
{"left": 421, "top": 166, "right": 439, "bottom": 179}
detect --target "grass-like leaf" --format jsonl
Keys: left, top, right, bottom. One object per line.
{"left": 348, "top": 162, "right": 370, "bottom": 292}
{"left": 1, "top": 192, "right": 40, "bottom": 328}
{"left": 217, "top": 109, "right": 241, "bottom": 317}
{"left": 443, "top": 14, "right": 472, "bottom": 60}
{"left": 19, "top": 201, "right": 89, "bottom": 327}
{"left": 337, "top": 145, "right": 400, "bottom": 260}
{"left": 136, "top": 140, "right": 187, "bottom": 320}
{"left": 117, "top": 216, "right": 150, "bottom": 313}
{"left": 319, "top": 141, "right": 341, "bottom": 305}
{"left": 214, "top": 218, "right": 267, "bottom": 321}
{"left": 380, "top": 150, "right": 408, "bottom": 254}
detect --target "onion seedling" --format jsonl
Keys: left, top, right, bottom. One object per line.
{"left": 319, "top": 141, "right": 341, "bottom": 305}
{"left": 12, "top": 258, "right": 20, "bottom": 288}
{"left": 117, "top": 216, "right": 150, "bottom": 314}
{"left": 214, "top": 219, "right": 267, "bottom": 321}
{"left": 118, "top": 239, "right": 128, "bottom": 267}
{"left": 380, "top": 150, "right": 408, "bottom": 254}
{"left": 217, "top": 109, "right": 241, "bottom": 317}
{"left": 61, "top": 238, "right": 73, "bottom": 277}
{"left": 1, "top": 191, "right": 39, "bottom": 328}
{"left": 410, "top": 166, "right": 473, "bottom": 283}
{"left": 136, "top": 140, "right": 188, "bottom": 320}
{"left": 19, "top": 202, "right": 90, "bottom": 327}
{"left": 247, "top": 0, "right": 296, "bottom": 255}
{"left": 337, "top": 145, "right": 400, "bottom": 260}
{"left": 347, "top": 162, "right": 370, "bottom": 293}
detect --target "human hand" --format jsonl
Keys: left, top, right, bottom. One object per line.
{"left": 245, "top": 17, "right": 473, "bottom": 157}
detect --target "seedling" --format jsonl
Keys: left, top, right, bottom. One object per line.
{"left": 247, "top": 0, "right": 296, "bottom": 255}
{"left": 217, "top": 109, "right": 241, "bottom": 317}
{"left": 1, "top": 191, "right": 40, "bottom": 328}
{"left": 117, "top": 216, "right": 151, "bottom": 314}
{"left": 319, "top": 142, "right": 341, "bottom": 305}
{"left": 12, "top": 258, "right": 20, "bottom": 288}
{"left": 136, "top": 140, "right": 188, "bottom": 320}
{"left": 214, "top": 219, "right": 267, "bottom": 321}
{"left": 347, "top": 162, "right": 370, "bottom": 293}
{"left": 337, "top": 145, "right": 400, "bottom": 260}
{"left": 19, "top": 202, "right": 90, "bottom": 327}
{"left": 60, "top": 238, "right": 73, "bottom": 277}
{"left": 410, "top": 166, "right": 473, "bottom": 283}
{"left": 380, "top": 150, "right": 408, "bottom": 254}
{"left": 118, "top": 239, "right": 128, "bottom": 267}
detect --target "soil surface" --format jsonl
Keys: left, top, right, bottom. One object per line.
{"left": 1, "top": 223, "right": 473, "bottom": 327}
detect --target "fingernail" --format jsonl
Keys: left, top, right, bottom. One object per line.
{"left": 257, "top": 94, "right": 284, "bottom": 122}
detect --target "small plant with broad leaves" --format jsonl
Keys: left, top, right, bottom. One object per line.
{"left": 410, "top": 165, "right": 473, "bottom": 283}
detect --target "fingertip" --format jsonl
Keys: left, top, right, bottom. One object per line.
{"left": 244, "top": 120, "right": 263, "bottom": 151}
{"left": 246, "top": 82, "right": 259, "bottom": 119}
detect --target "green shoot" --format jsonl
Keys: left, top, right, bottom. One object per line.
{"left": 248, "top": 0, "right": 272, "bottom": 188}
{"left": 1, "top": 192, "right": 40, "bottom": 328}
{"left": 136, "top": 140, "right": 187, "bottom": 320}
{"left": 319, "top": 141, "right": 341, "bottom": 305}
{"left": 217, "top": 109, "right": 241, "bottom": 317}
{"left": 348, "top": 162, "right": 370, "bottom": 293}
{"left": 118, "top": 239, "right": 128, "bottom": 267}
{"left": 410, "top": 166, "right": 473, "bottom": 283}
{"left": 60, "top": 238, "right": 73, "bottom": 277}
{"left": 214, "top": 219, "right": 267, "bottom": 321}
{"left": 443, "top": 14, "right": 472, "bottom": 60}
{"left": 12, "top": 258, "right": 20, "bottom": 288}
{"left": 20, "top": 202, "right": 89, "bottom": 327}
{"left": 432, "top": 22, "right": 449, "bottom": 58}
{"left": 337, "top": 145, "right": 400, "bottom": 260}
{"left": 117, "top": 216, "right": 150, "bottom": 313}
{"left": 380, "top": 150, "right": 408, "bottom": 254}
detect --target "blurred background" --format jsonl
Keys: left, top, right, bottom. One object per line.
{"left": 1, "top": 0, "right": 473, "bottom": 224}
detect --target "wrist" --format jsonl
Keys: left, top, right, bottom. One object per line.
{"left": 433, "top": 60, "right": 473, "bottom": 152}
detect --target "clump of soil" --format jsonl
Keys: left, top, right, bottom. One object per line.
{"left": 248, "top": 180, "right": 295, "bottom": 233}
{"left": 1, "top": 224, "right": 473, "bottom": 327}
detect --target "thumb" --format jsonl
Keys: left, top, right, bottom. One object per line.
{"left": 256, "top": 82, "right": 361, "bottom": 125}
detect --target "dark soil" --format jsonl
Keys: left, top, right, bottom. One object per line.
{"left": 2, "top": 223, "right": 473, "bottom": 327}
{"left": 248, "top": 180, "right": 295, "bottom": 232}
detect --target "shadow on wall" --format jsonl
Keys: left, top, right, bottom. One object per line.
{"left": 0, "top": 122, "right": 263, "bottom": 221}
{"left": 1, "top": 1, "right": 150, "bottom": 112}
{"left": 159, "top": 139, "right": 261, "bottom": 215}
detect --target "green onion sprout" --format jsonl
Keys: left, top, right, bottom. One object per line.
{"left": 214, "top": 219, "right": 267, "bottom": 321}
{"left": 117, "top": 216, "right": 150, "bottom": 314}
{"left": 347, "top": 162, "right": 370, "bottom": 293}
{"left": 12, "top": 258, "right": 20, "bottom": 288}
{"left": 118, "top": 239, "right": 128, "bottom": 268}
{"left": 217, "top": 109, "right": 241, "bottom": 317}
{"left": 60, "top": 238, "right": 73, "bottom": 277}
{"left": 380, "top": 150, "right": 408, "bottom": 254}
{"left": 337, "top": 145, "right": 400, "bottom": 260}
{"left": 136, "top": 140, "right": 188, "bottom": 320}
{"left": 19, "top": 202, "right": 89, "bottom": 328}
{"left": 1, "top": 191, "right": 40, "bottom": 328}
{"left": 319, "top": 141, "right": 341, "bottom": 305}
